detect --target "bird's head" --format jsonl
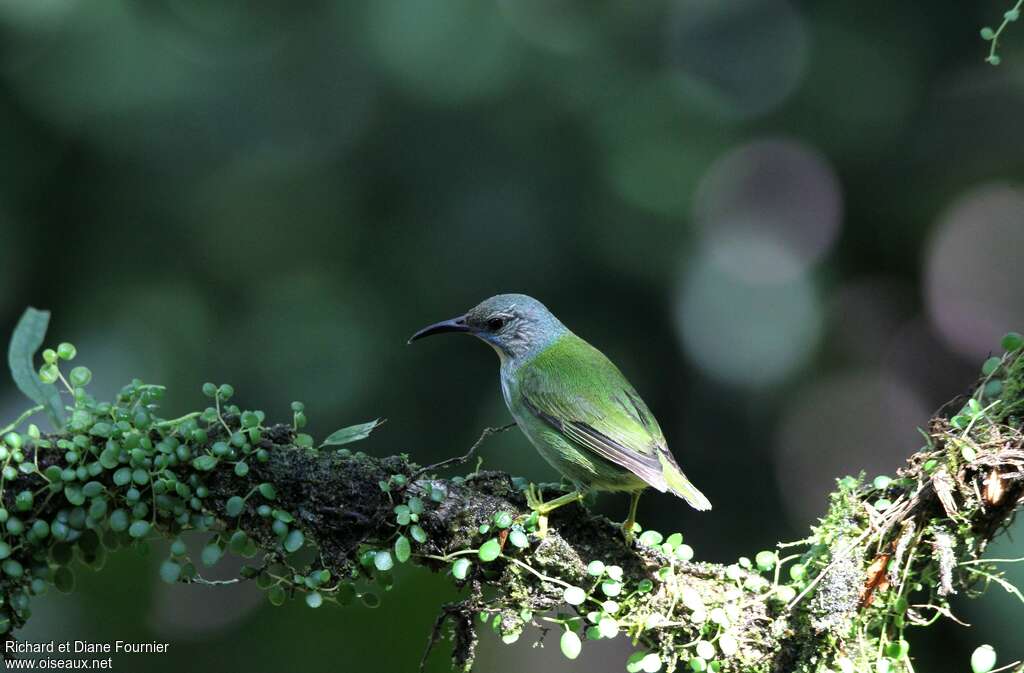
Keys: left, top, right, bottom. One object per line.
{"left": 408, "top": 293, "right": 566, "bottom": 361}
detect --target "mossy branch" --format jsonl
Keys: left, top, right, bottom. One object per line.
{"left": 1, "top": 321, "right": 1024, "bottom": 673}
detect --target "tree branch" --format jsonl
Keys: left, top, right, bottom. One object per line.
{"left": 2, "top": 334, "right": 1024, "bottom": 673}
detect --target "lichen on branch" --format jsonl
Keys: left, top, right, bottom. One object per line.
{"left": 1, "top": 311, "right": 1023, "bottom": 673}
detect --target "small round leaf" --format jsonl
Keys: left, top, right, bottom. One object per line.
{"left": 394, "top": 535, "right": 411, "bottom": 563}
{"left": 563, "top": 586, "right": 587, "bottom": 606}
{"left": 283, "top": 529, "right": 304, "bottom": 553}
{"left": 478, "top": 538, "right": 501, "bottom": 562}
{"left": 560, "top": 630, "right": 582, "bottom": 660}
{"left": 452, "top": 558, "right": 472, "bottom": 580}
{"left": 373, "top": 550, "right": 394, "bottom": 572}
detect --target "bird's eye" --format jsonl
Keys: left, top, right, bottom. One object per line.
{"left": 487, "top": 317, "right": 505, "bottom": 331}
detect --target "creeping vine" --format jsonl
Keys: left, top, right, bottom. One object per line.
{"left": 1, "top": 308, "right": 1024, "bottom": 673}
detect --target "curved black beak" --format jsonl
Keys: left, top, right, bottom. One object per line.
{"left": 407, "top": 315, "right": 471, "bottom": 344}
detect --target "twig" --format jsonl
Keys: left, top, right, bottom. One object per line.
{"left": 983, "top": 0, "right": 1024, "bottom": 65}
{"left": 411, "top": 423, "right": 517, "bottom": 481}
{"left": 909, "top": 603, "right": 971, "bottom": 627}
{"left": 958, "top": 556, "right": 1024, "bottom": 565}
{"left": 987, "top": 661, "right": 1023, "bottom": 673}
{"left": 419, "top": 599, "right": 478, "bottom": 673}
{"left": 420, "top": 603, "right": 453, "bottom": 673}
{"left": 0, "top": 405, "right": 44, "bottom": 436}
{"left": 968, "top": 566, "right": 1024, "bottom": 606}
{"left": 189, "top": 576, "right": 243, "bottom": 586}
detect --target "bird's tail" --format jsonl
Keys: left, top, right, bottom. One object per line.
{"left": 659, "top": 453, "right": 712, "bottom": 511}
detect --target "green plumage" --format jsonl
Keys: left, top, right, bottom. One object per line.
{"left": 409, "top": 293, "right": 711, "bottom": 538}
{"left": 504, "top": 333, "right": 711, "bottom": 510}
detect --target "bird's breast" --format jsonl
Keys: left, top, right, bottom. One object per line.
{"left": 498, "top": 365, "right": 515, "bottom": 410}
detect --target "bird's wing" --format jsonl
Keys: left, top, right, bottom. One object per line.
{"left": 519, "top": 334, "right": 672, "bottom": 492}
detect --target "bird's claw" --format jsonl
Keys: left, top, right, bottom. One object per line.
{"left": 621, "top": 521, "right": 638, "bottom": 544}
{"left": 524, "top": 483, "right": 545, "bottom": 511}
{"left": 523, "top": 483, "right": 550, "bottom": 538}
{"left": 520, "top": 484, "right": 584, "bottom": 539}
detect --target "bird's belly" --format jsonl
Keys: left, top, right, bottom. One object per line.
{"left": 500, "top": 364, "right": 644, "bottom": 493}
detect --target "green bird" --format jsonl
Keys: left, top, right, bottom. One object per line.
{"left": 409, "top": 293, "right": 710, "bottom": 540}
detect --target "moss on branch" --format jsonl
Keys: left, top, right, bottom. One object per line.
{"left": 1, "top": 320, "right": 1023, "bottom": 673}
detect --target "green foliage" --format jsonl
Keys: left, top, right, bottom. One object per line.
{"left": 3, "top": 316, "right": 1023, "bottom": 673}
{"left": 981, "top": 1, "right": 1022, "bottom": 65}
{"left": 477, "top": 539, "right": 501, "bottom": 562}
{"left": 320, "top": 419, "right": 384, "bottom": 448}
{"left": 0, "top": 314, "right": 399, "bottom": 634}
{"left": 8, "top": 308, "right": 64, "bottom": 429}
{"left": 971, "top": 644, "right": 997, "bottom": 673}
{"left": 451, "top": 558, "right": 471, "bottom": 580}
{"left": 443, "top": 331, "right": 1024, "bottom": 672}
{"left": 559, "top": 630, "right": 581, "bottom": 660}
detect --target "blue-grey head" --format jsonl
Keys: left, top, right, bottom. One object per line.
{"left": 408, "top": 293, "right": 567, "bottom": 361}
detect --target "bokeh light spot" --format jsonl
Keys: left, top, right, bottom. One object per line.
{"left": 607, "top": 136, "right": 709, "bottom": 217}
{"left": 367, "top": 0, "right": 519, "bottom": 104}
{"left": 674, "top": 237, "right": 821, "bottom": 388}
{"left": 694, "top": 138, "right": 842, "bottom": 277}
{"left": 925, "top": 184, "right": 1024, "bottom": 359}
{"left": 497, "top": 0, "right": 595, "bottom": 54}
{"left": 665, "top": 0, "right": 808, "bottom": 119}
{"left": 0, "top": 0, "right": 79, "bottom": 32}
{"left": 597, "top": 77, "right": 732, "bottom": 217}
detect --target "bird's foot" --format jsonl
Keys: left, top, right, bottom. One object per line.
{"left": 621, "top": 520, "right": 640, "bottom": 544}
{"left": 522, "top": 484, "right": 582, "bottom": 539}
{"left": 524, "top": 482, "right": 545, "bottom": 511}
{"left": 523, "top": 484, "right": 550, "bottom": 538}
{"left": 525, "top": 485, "right": 583, "bottom": 514}
{"left": 621, "top": 492, "right": 642, "bottom": 544}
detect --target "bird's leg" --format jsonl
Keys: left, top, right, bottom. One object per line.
{"left": 533, "top": 489, "right": 584, "bottom": 513}
{"left": 524, "top": 484, "right": 583, "bottom": 538}
{"left": 622, "top": 492, "right": 642, "bottom": 543}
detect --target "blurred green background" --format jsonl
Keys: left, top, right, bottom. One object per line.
{"left": 1, "top": 1, "right": 1023, "bottom": 671}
